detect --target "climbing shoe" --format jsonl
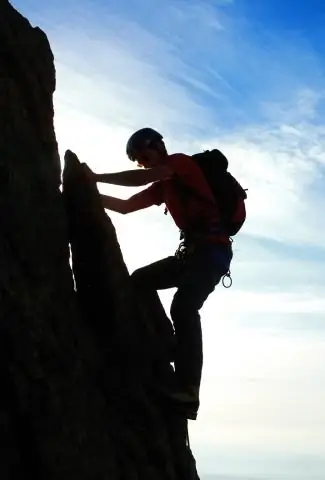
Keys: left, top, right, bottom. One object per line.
{"left": 167, "top": 386, "right": 200, "bottom": 420}
{"left": 158, "top": 384, "right": 200, "bottom": 420}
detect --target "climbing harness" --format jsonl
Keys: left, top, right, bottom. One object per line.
{"left": 175, "top": 233, "right": 234, "bottom": 288}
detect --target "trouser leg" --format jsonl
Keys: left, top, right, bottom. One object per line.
{"left": 170, "top": 251, "right": 227, "bottom": 390}
{"left": 130, "top": 256, "right": 182, "bottom": 339}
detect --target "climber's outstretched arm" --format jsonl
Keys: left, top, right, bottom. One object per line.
{"left": 101, "top": 195, "right": 129, "bottom": 214}
{"left": 101, "top": 181, "right": 163, "bottom": 214}
{"left": 95, "top": 165, "right": 172, "bottom": 187}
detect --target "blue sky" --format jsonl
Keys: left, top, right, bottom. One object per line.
{"left": 12, "top": 0, "right": 325, "bottom": 479}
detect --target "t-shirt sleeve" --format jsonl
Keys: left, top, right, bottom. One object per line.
{"left": 167, "top": 153, "right": 197, "bottom": 177}
{"left": 127, "top": 181, "right": 164, "bottom": 212}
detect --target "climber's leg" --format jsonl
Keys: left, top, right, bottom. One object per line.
{"left": 169, "top": 244, "right": 232, "bottom": 419}
{"left": 130, "top": 256, "right": 182, "bottom": 341}
{"left": 131, "top": 255, "right": 181, "bottom": 290}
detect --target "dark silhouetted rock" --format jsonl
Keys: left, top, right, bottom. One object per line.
{"left": 0, "top": 2, "right": 200, "bottom": 479}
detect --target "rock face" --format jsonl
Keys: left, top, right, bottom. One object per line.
{"left": 0, "top": 2, "right": 200, "bottom": 479}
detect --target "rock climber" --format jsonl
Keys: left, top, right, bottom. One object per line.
{"left": 88, "top": 128, "right": 246, "bottom": 420}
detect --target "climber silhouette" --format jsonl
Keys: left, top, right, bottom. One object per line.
{"left": 88, "top": 128, "right": 246, "bottom": 420}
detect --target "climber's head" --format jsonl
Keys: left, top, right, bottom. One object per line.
{"left": 126, "top": 128, "right": 168, "bottom": 168}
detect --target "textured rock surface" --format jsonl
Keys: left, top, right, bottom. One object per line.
{"left": 0, "top": 2, "right": 200, "bottom": 479}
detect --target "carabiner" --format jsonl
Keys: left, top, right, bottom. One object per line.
{"left": 222, "top": 271, "right": 232, "bottom": 288}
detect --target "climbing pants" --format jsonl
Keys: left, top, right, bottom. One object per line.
{"left": 131, "top": 243, "right": 233, "bottom": 390}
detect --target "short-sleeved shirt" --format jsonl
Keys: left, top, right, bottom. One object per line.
{"left": 131, "top": 153, "right": 230, "bottom": 243}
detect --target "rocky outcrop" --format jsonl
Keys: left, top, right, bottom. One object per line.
{"left": 0, "top": 2, "right": 199, "bottom": 479}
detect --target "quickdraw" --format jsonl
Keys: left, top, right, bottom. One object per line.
{"left": 175, "top": 240, "right": 187, "bottom": 260}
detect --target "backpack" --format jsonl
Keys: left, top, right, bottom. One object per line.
{"left": 165, "top": 149, "right": 247, "bottom": 237}
{"left": 191, "top": 149, "right": 247, "bottom": 236}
